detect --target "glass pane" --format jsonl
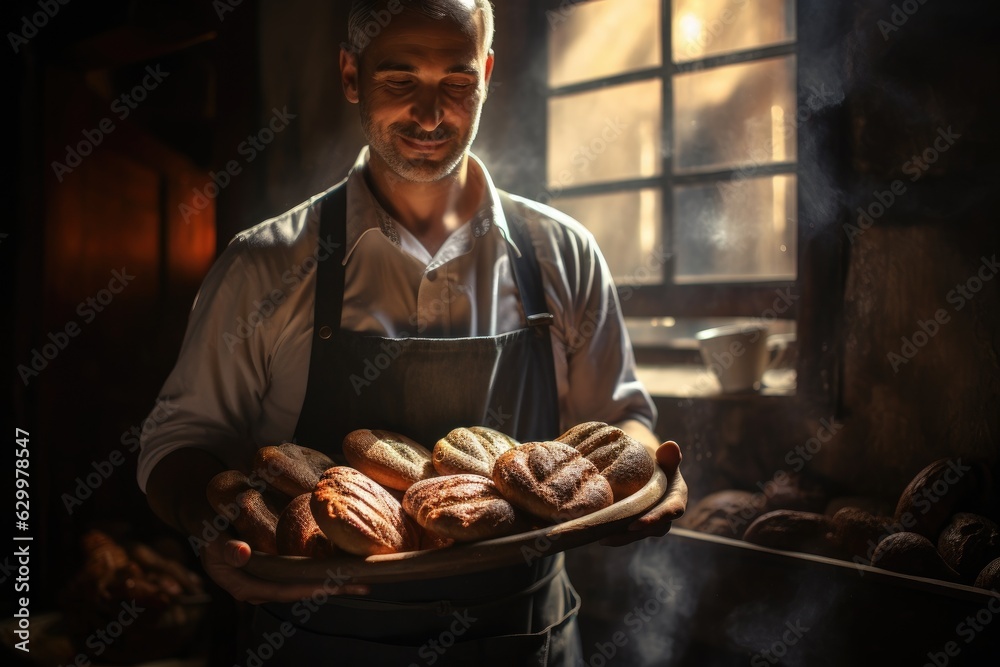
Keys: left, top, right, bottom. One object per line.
{"left": 549, "top": 0, "right": 661, "bottom": 88}
{"left": 548, "top": 79, "right": 662, "bottom": 188}
{"left": 674, "top": 175, "right": 796, "bottom": 282}
{"left": 674, "top": 56, "right": 796, "bottom": 172}
{"left": 672, "top": 0, "right": 795, "bottom": 63}
{"left": 551, "top": 190, "right": 663, "bottom": 286}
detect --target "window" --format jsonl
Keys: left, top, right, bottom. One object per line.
{"left": 545, "top": 0, "right": 798, "bottom": 318}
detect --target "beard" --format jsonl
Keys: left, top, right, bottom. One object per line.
{"left": 360, "top": 103, "right": 482, "bottom": 183}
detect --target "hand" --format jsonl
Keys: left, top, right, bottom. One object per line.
{"left": 600, "top": 441, "right": 688, "bottom": 547}
{"left": 199, "top": 534, "right": 369, "bottom": 604}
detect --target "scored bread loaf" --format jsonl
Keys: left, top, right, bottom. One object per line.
{"left": 342, "top": 429, "right": 436, "bottom": 491}
{"left": 310, "top": 467, "right": 421, "bottom": 556}
{"left": 403, "top": 474, "right": 519, "bottom": 542}
{"left": 276, "top": 494, "right": 337, "bottom": 558}
{"left": 556, "top": 422, "right": 655, "bottom": 501}
{"left": 492, "top": 441, "right": 613, "bottom": 522}
{"left": 254, "top": 443, "right": 335, "bottom": 497}
{"left": 433, "top": 426, "right": 520, "bottom": 478}
{"left": 206, "top": 470, "right": 287, "bottom": 554}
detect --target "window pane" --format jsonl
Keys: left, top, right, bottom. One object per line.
{"left": 672, "top": 0, "right": 795, "bottom": 63}
{"left": 550, "top": 190, "right": 663, "bottom": 286}
{"left": 674, "top": 175, "right": 796, "bottom": 282}
{"left": 674, "top": 56, "right": 796, "bottom": 172}
{"left": 548, "top": 79, "right": 662, "bottom": 188}
{"left": 549, "top": 0, "right": 661, "bottom": 88}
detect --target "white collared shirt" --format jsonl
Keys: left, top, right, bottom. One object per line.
{"left": 137, "top": 149, "right": 656, "bottom": 489}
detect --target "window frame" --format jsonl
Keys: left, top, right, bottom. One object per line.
{"left": 543, "top": 0, "right": 799, "bottom": 319}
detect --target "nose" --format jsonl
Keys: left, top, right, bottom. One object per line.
{"left": 410, "top": 86, "right": 444, "bottom": 132}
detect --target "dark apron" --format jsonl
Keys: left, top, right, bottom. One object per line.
{"left": 246, "top": 183, "right": 582, "bottom": 666}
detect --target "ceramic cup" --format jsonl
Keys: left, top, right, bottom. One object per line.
{"left": 695, "top": 324, "right": 791, "bottom": 393}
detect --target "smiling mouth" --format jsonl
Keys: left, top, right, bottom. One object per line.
{"left": 399, "top": 135, "right": 451, "bottom": 152}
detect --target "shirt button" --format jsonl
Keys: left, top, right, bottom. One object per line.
{"left": 426, "top": 269, "right": 437, "bottom": 281}
{"left": 318, "top": 326, "right": 333, "bottom": 340}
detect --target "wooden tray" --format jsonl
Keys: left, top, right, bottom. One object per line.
{"left": 245, "top": 467, "right": 669, "bottom": 584}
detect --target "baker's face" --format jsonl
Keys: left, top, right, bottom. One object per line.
{"left": 341, "top": 10, "right": 494, "bottom": 183}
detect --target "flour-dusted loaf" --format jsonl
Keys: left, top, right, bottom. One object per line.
{"left": 254, "top": 443, "right": 336, "bottom": 497}
{"left": 556, "top": 422, "right": 655, "bottom": 501}
{"left": 276, "top": 493, "right": 337, "bottom": 558}
{"left": 492, "top": 441, "right": 613, "bottom": 522}
{"left": 206, "top": 470, "right": 286, "bottom": 554}
{"left": 310, "top": 466, "right": 421, "bottom": 556}
{"left": 433, "top": 426, "right": 520, "bottom": 478}
{"left": 342, "top": 429, "right": 436, "bottom": 491}
{"left": 403, "top": 474, "right": 519, "bottom": 542}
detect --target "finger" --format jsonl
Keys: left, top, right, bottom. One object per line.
{"left": 225, "top": 540, "right": 253, "bottom": 567}
{"left": 628, "top": 471, "right": 688, "bottom": 531}
{"left": 655, "top": 441, "right": 682, "bottom": 472}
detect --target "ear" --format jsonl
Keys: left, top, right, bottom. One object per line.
{"left": 484, "top": 49, "right": 495, "bottom": 88}
{"left": 340, "top": 46, "right": 360, "bottom": 104}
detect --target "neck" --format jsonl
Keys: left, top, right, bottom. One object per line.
{"left": 364, "top": 152, "right": 485, "bottom": 256}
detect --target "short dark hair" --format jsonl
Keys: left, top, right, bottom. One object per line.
{"left": 346, "top": 0, "right": 495, "bottom": 55}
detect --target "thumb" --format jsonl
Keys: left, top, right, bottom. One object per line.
{"left": 224, "top": 539, "right": 252, "bottom": 567}
{"left": 656, "top": 440, "right": 682, "bottom": 472}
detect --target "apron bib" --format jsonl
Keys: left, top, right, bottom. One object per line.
{"left": 246, "top": 184, "right": 581, "bottom": 666}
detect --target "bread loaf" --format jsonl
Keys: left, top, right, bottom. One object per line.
{"left": 254, "top": 443, "right": 335, "bottom": 497}
{"left": 206, "top": 470, "right": 286, "bottom": 554}
{"left": 937, "top": 513, "right": 1000, "bottom": 582}
{"left": 742, "top": 510, "right": 840, "bottom": 557}
{"left": 276, "top": 494, "right": 337, "bottom": 558}
{"left": 310, "top": 467, "right": 421, "bottom": 556}
{"left": 342, "top": 429, "right": 436, "bottom": 491}
{"left": 975, "top": 557, "right": 1000, "bottom": 590}
{"left": 831, "top": 507, "right": 890, "bottom": 564}
{"left": 433, "top": 426, "right": 519, "bottom": 478}
{"left": 678, "top": 490, "right": 761, "bottom": 539}
{"left": 557, "top": 422, "right": 655, "bottom": 501}
{"left": 403, "top": 474, "right": 518, "bottom": 542}
{"left": 870, "top": 532, "right": 961, "bottom": 581}
{"left": 894, "top": 459, "right": 992, "bottom": 541}
{"left": 493, "top": 441, "right": 613, "bottom": 522}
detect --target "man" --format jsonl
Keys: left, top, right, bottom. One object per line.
{"left": 139, "top": 0, "right": 687, "bottom": 664}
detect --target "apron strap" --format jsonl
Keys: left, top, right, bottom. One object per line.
{"left": 292, "top": 182, "right": 348, "bottom": 447}
{"left": 498, "top": 190, "right": 556, "bottom": 328}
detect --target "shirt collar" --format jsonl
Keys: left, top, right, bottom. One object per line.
{"left": 341, "top": 147, "right": 520, "bottom": 265}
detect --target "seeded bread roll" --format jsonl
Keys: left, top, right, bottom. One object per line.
{"left": 557, "top": 422, "right": 655, "bottom": 501}
{"left": 493, "top": 441, "right": 614, "bottom": 522}
{"left": 403, "top": 474, "right": 519, "bottom": 542}
{"left": 276, "top": 494, "right": 337, "bottom": 558}
{"left": 254, "top": 443, "right": 336, "bottom": 497}
{"left": 206, "top": 470, "right": 286, "bottom": 554}
{"left": 310, "top": 467, "right": 421, "bottom": 556}
{"left": 433, "top": 427, "right": 520, "bottom": 478}
{"left": 342, "top": 429, "right": 436, "bottom": 491}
